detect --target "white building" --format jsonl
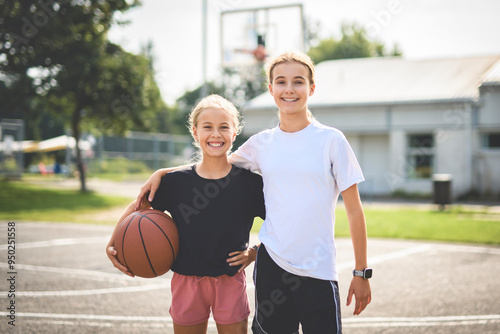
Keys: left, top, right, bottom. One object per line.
{"left": 241, "top": 55, "right": 500, "bottom": 199}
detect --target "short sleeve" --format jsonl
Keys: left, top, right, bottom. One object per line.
{"left": 331, "top": 134, "right": 365, "bottom": 192}
{"left": 253, "top": 175, "right": 266, "bottom": 220}
{"left": 229, "top": 135, "right": 260, "bottom": 172}
{"left": 149, "top": 175, "right": 171, "bottom": 212}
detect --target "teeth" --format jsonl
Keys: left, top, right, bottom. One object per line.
{"left": 208, "top": 142, "right": 223, "bottom": 147}
{"left": 283, "top": 98, "right": 297, "bottom": 102}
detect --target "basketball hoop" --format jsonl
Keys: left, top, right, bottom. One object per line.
{"left": 220, "top": 4, "right": 305, "bottom": 69}
{"left": 253, "top": 45, "right": 267, "bottom": 62}
{"left": 234, "top": 45, "right": 267, "bottom": 63}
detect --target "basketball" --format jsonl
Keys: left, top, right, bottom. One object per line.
{"left": 115, "top": 209, "right": 179, "bottom": 278}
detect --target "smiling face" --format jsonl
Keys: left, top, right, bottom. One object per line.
{"left": 192, "top": 107, "right": 237, "bottom": 159}
{"left": 268, "top": 61, "right": 315, "bottom": 117}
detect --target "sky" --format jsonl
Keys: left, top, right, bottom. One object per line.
{"left": 108, "top": 0, "right": 500, "bottom": 104}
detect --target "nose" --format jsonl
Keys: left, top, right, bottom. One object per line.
{"left": 284, "top": 82, "right": 294, "bottom": 94}
{"left": 211, "top": 128, "right": 221, "bottom": 137}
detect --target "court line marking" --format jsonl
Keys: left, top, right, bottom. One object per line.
{"left": 1, "top": 240, "right": 497, "bottom": 298}
{"left": 0, "top": 236, "right": 109, "bottom": 250}
{"left": 343, "top": 314, "right": 500, "bottom": 327}
{"left": 433, "top": 244, "right": 500, "bottom": 255}
{"left": 14, "top": 284, "right": 169, "bottom": 297}
{"left": 1, "top": 243, "right": 493, "bottom": 297}
{"left": 0, "top": 312, "right": 498, "bottom": 328}
{"left": 337, "top": 244, "right": 432, "bottom": 271}
{"left": 0, "top": 262, "right": 147, "bottom": 283}
{"left": 0, "top": 221, "right": 114, "bottom": 230}
{"left": 0, "top": 245, "right": 431, "bottom": 297}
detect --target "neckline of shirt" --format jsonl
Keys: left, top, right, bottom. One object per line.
{"left": 276, "top": 119, "right": 317, "bottom": 136}
{"left": 191, "top": 164, "right": 236, "bottom": 181}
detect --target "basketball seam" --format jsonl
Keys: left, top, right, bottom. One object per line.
{"left": 142, "top": 213, "right": 177, "bottom": 261}
{"left": 138, "top": 215, "right": 158, "bottom": 277}
{"left": 120, "top": 213, "right": 136, "bottom": 273}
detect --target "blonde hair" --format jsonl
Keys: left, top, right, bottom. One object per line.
{"left": 266, "top": 51, "right": 316, "bottom": 119}
{"left": 188, "top": 94, "right": 243, "bottom": 152}
{"left": 267, "top": 51, "right": 316, "bottom": 86}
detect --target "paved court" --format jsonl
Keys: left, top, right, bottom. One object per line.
{"left": 1, "top": 221, "right": 499, "bottom": 333}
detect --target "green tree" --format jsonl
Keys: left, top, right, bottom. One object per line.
{"left": 307, "top": 23, "right": 402, "bottom": 64}
{"left": 1, "top": 0, "right": 167, "bottom": 191}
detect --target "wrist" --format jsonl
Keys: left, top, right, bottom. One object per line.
{"left": 353, "top": 268, "right": 373, "bottom": 279}
{"left": 249, "top": 244, "right": 259, "bottom": 253}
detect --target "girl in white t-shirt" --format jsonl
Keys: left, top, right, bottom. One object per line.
{"left": 136, "top": 52, "right": 371, "bottom": 334}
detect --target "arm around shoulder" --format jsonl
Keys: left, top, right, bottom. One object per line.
{"left": 135, "top": 165, "right": 188, "bottom": 210}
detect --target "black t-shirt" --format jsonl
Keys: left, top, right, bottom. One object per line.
{"left": 150, "top": 165, "right": 265, "bottom": 277}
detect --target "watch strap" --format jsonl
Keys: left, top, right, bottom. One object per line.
{"left": 353, "top": 269, "right": 364, "bottom": 277}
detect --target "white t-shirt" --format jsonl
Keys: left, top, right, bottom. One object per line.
{"left": 230, "top": 120, "right": 364, "bottom": 280}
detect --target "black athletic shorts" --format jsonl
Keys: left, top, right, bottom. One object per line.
{"left": 251, "top": 244, "right": 342, "bottom": 334}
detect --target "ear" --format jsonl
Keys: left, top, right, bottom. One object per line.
{"left": 192, "top": 125, "right": 199, "bottom": 141}
{"left": 268, "top": 83, "right": 273, "bottom": 96}
{"left": 309, "top": 83, "right": 316, "bottom": 96}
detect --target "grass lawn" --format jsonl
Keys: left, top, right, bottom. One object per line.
{"left": 251, "top": 207, "right": 500, "bottom": 245}
{"left": 1, "top": 180, "right": 499, "bottom": 245}
{"left": 0, "top": 181, "right": 131, "bottom": 224}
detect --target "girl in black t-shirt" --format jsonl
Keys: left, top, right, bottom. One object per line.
{"left": 107, "top": 95, "right": 265, "bottom": 334}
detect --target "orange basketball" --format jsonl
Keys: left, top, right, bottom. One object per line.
{"left": 115, "top": 209, "right": 179, "bottom": 278}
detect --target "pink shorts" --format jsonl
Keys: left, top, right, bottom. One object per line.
{"left": 169, "top": 271, "right": 250, "bottom": 326}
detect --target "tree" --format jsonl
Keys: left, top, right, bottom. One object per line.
{"left": 1, "top": 0, "right": 166, "bottom": 191}
{"left": 307, "top": 23, "right": 402, "bottom": 64}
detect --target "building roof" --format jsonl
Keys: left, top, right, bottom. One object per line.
{"left": 244, "top": 55, "right": 500, "bottom": 110}
{"left": 481, "top": 59, "right": 500, "bottom": 85}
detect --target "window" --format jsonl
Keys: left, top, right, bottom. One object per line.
{"left": 407, "top": 134, "right": 434, "bottom": 179}
{"left": 482, "top": 133, "right": 500, "bottom": 148}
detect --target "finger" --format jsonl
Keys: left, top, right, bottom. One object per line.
{"left": 228, "top": 258, "right": 244, "bottom": 266}
{"left": 357, "top": 298, "right": 369, "bottom": 314}
{"left": 134, "top": 194, "right": 144, "bottom": 211}
{"left": 114, "top": 262, "right": 134, "bottom": 277}
{"left": 227, "top": 252, "right": 244, "bottom": 261}
{"left": 123, "top": 268, "right": 135, "bottom": 277}
{"left": 148, "top": 187, "right": 157, "bottom": 202}
{"left": 228, "top": 251, "right": 243, "bottom": 256}
{"left": 238, "top": 263, "right": 249, "bottom": 272}
{"left": 107, "top": 246, "right": 117, "bottom": 256}
{"left": 134, "top": 198, "right": 142, "bottom": 211}
{"left": 346, "top": 290, "right": 353, "bottom": 306}
{"left": 354, "top": 299, "right": 366, "bottom": 315}
{"left": 354, "top": 300, "right": 360, "bottom": 315}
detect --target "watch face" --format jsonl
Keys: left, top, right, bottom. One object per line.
{"left": 364, "top": 269, "right": 373, "bottom": 279}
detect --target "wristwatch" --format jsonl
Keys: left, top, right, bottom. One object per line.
{"left": 353, "top": 268, "right": 373, "bottom": 279}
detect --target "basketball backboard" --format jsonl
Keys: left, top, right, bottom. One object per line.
{"left": 220, "top": 4, "right": 305, "bottom": 69}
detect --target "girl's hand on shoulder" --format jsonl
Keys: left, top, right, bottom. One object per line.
{"left": 135, "top": 170, "right": 164, "bottom": 210}
{"left": 106, "top": 245, "right": 135, "bottom": 277}
{"left": 227, "top": 248, "right": 257, "bottom": 273}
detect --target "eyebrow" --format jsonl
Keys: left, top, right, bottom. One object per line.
{"left": 274, "top": 75, "right": 307, "bottom": 80}
{"left": 201, "top": 121, "right": 230, "bottom": 125}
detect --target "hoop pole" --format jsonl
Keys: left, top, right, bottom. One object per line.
{"left": 201, "top": 0, "right": 208, "bottom": 99}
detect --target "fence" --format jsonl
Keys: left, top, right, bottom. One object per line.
{"left": 91, "top": 131, "right": 194, "bottom": 173}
